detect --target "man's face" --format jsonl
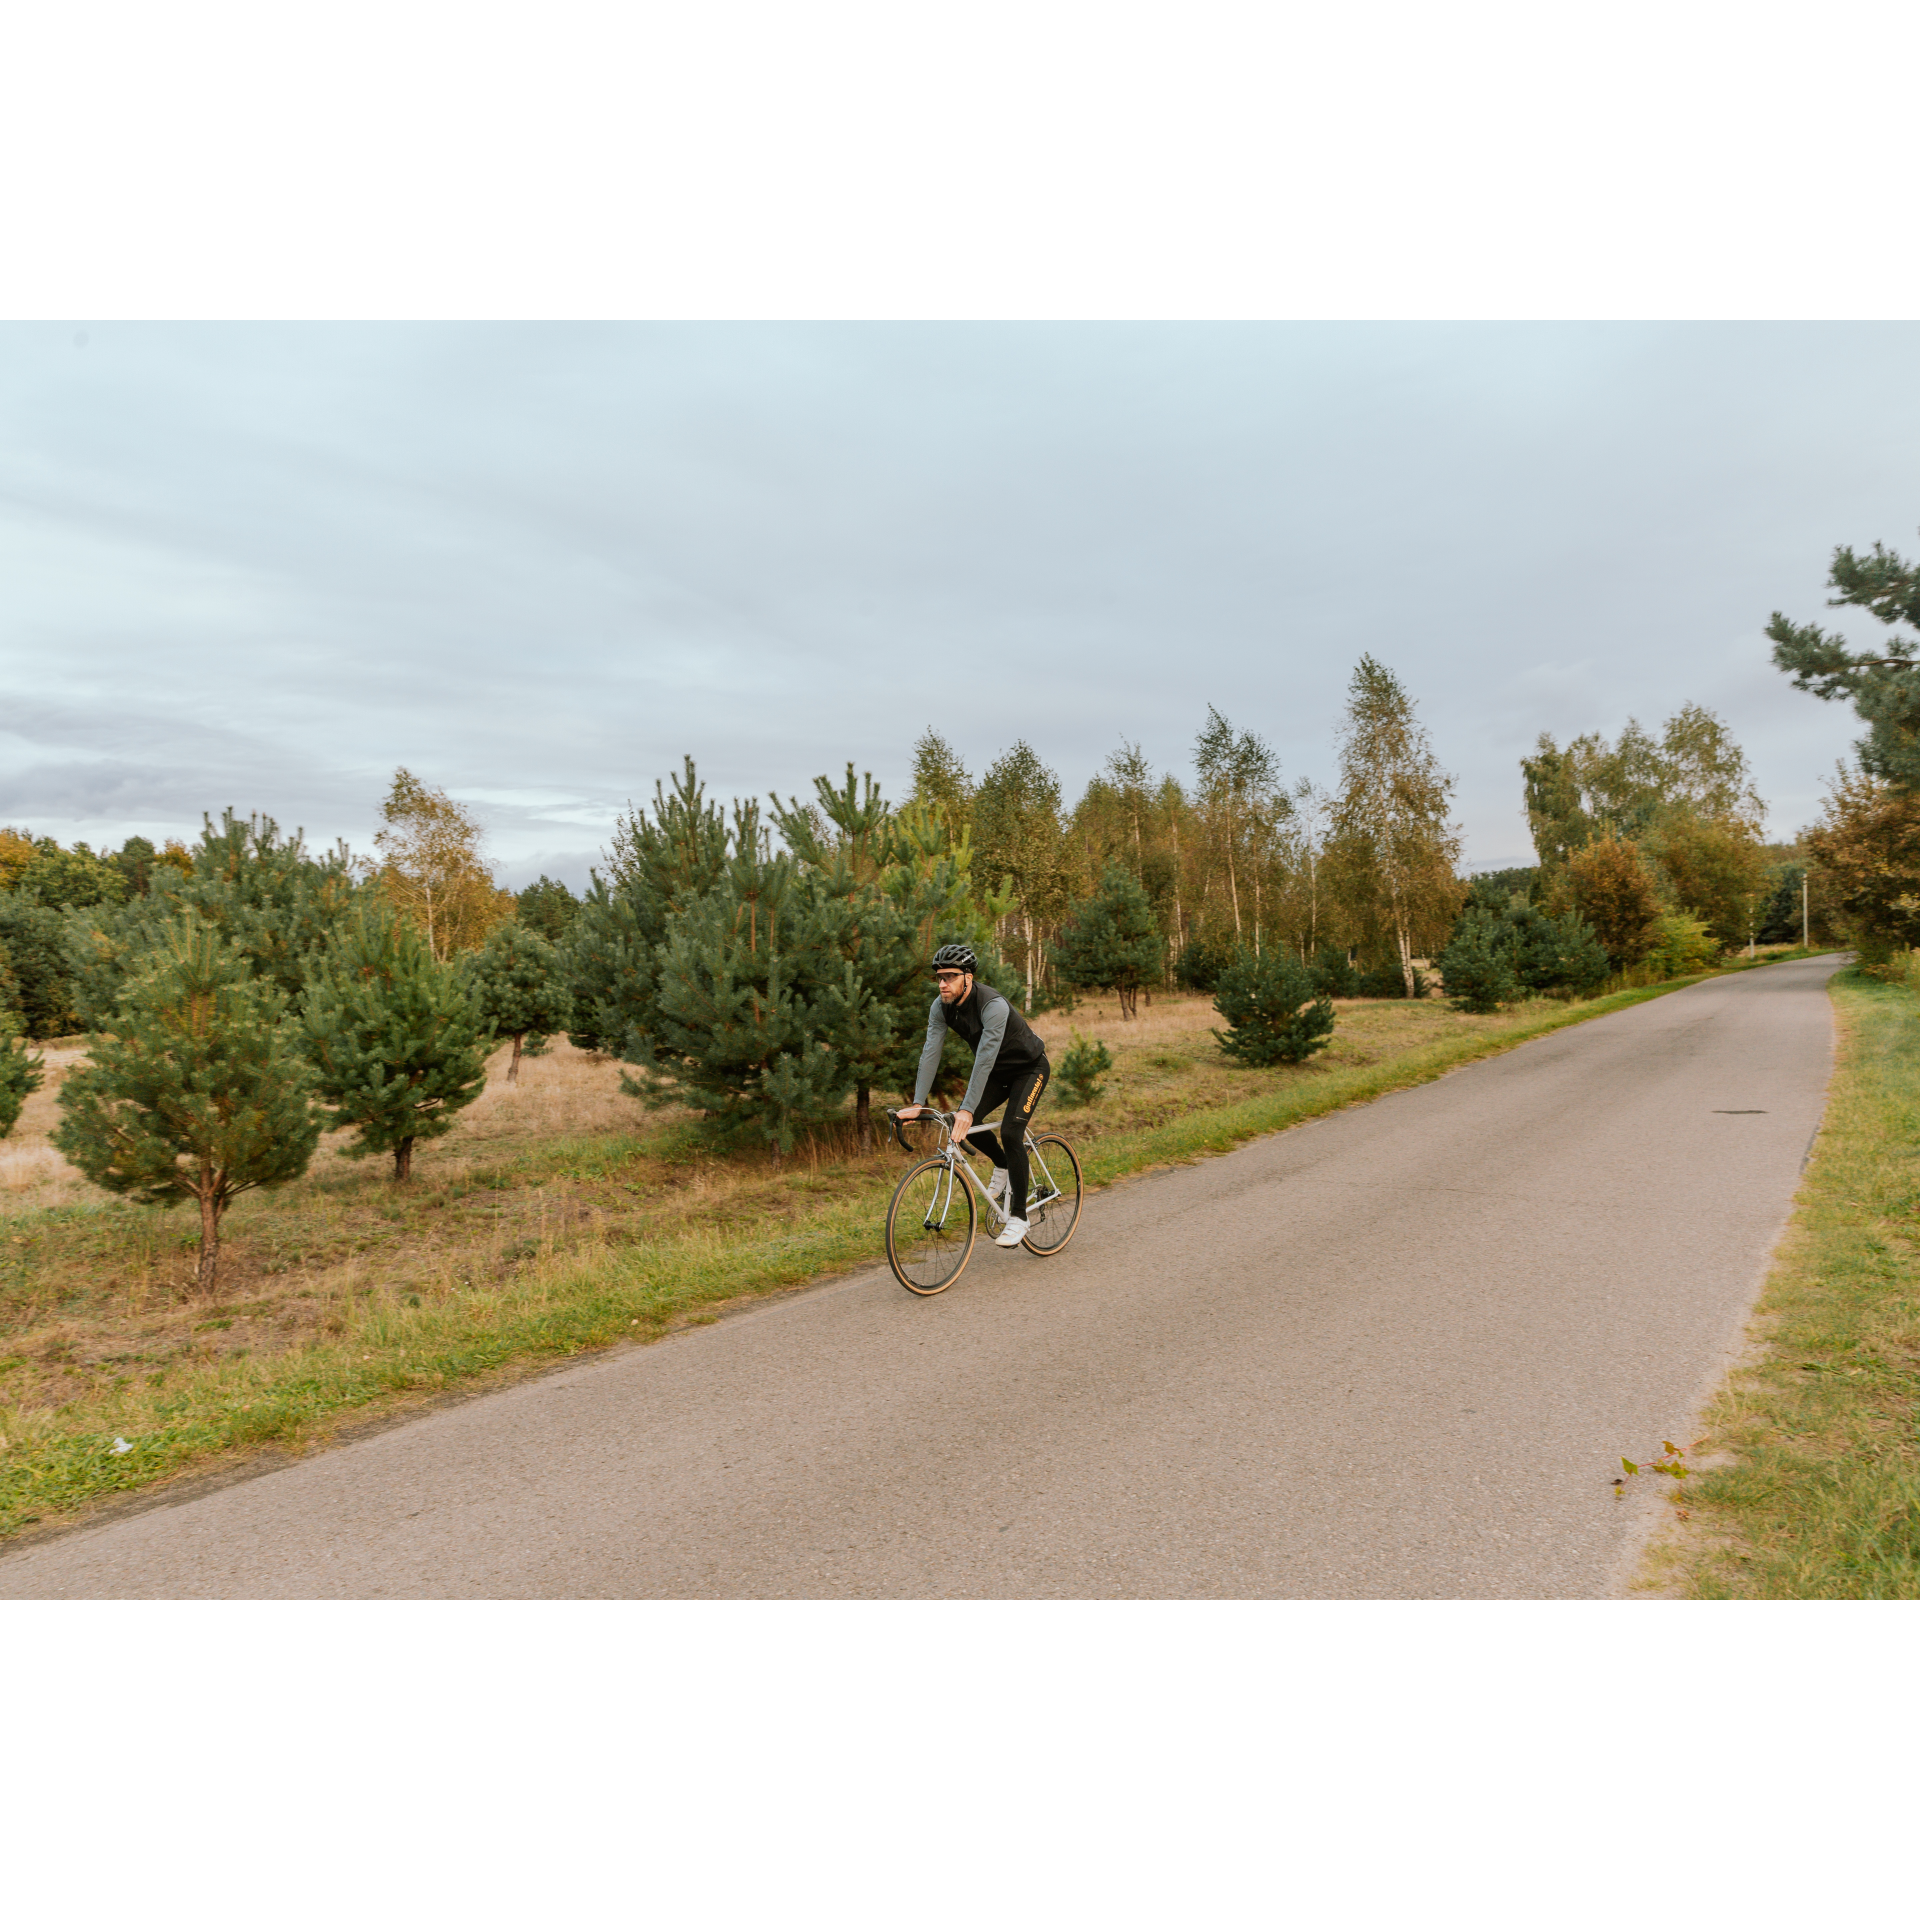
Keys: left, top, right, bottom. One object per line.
{"left": 935, "top": 968, "right": 971, "bottom": 1005}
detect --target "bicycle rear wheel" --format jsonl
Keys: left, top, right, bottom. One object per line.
{"left": 886, "top": 1156, "right": 977, "bottom": 1295}
{"left": 1020, "top": 1133, "right": 1082, "bottom": 1256}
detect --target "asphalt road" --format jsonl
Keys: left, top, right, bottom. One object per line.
{"left": 0, "top": 957, "right": 1842, "bottom": 1599}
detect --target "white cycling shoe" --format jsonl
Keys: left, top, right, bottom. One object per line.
{"left": 994, "top": 1216, "right": 1029, "bottom": 1247}
{"left": 986, "top": 1168, "right": 1010, "bottom": 1211}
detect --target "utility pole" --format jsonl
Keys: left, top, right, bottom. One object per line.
{"left": 1803, "top": 873, "right": 1810, "bottom": 949}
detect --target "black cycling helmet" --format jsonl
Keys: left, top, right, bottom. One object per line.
{"left": 930, "top": 942, "right": 976, "bottom": 975}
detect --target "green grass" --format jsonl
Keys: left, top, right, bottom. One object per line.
{"left": 0, "top": 952, "right": 1833, "bottom": 1545}
{"left": 1649, "top": 964, "right": 1920, "bottom": 1597}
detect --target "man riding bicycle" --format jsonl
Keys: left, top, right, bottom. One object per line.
{"left": 897, "top": 943, "right": 1051, "bottom": 1247}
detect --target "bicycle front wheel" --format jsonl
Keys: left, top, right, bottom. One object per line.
{"left": 1020, "top": 1133, "right": 1083, "bottom": 1256}
{"left": 886, "top": 1156, "right": 977, "bottom": 1296}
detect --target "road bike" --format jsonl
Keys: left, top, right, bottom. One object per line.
{"left": 882, "top": 1107, "right": 1083, "bottom": 1296}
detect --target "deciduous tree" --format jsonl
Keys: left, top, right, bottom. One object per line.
{"left": 1193, "top": 707, "right": 1284, "bottom": 948}
{"left": 1801, "top": 763, "right": 1920, "bottom": 960}
{"left": 1327, "top": 656, "right": 1464, "bottom": 995}
{"left": 374, "top": 768, "right": 512, "bottom": 960}
{"left": 974, "top": 740, "right": 1067, "bottom": 1004}
{"left": 1556, "top": 835, "right": 1661, "bottom": 966}
{"left": 910, "top": 729, "right": 975, "bottom": 848}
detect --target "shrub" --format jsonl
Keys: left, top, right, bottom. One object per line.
{"left": 1308, "top": 947, "right": 1359, "bottom": 997}
{"left": 1176, "top": 931, "right": 1236, "bottom": 994}
{"left": 1439, "top": 900, "right": 1611, "bottom": 1011}
{"left": 1645, "top": 912, "right": 1718, "bottom": 978}
{"left": 1054, "top": 1031, "right": 1114, "bottom": 1107}
{"left": 1507, "top": 905, "right": 1610, "bottom": 997}
{"left": 1352, "top": 962, "right": 1412, "bottom": 998}
{"left": 1213, "top": 949, "right": 1336, "bottom": 1066}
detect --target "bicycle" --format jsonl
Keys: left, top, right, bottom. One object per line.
{"left": 882, "top": 1107, "right": 1084, "bottom": 1296}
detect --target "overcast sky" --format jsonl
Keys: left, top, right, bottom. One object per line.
{"left": 2, "top": 321, "right": 1903, "bottom": 890}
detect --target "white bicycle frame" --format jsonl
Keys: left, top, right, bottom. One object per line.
{"left": 892, "top": 1109, "right": 1064, "bottom": 1232}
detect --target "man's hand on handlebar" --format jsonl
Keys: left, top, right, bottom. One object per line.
{"left": 890, "top": 1104, "right": 971, "bottom": 1146}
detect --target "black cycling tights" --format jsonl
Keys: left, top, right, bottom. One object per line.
{"left": 960, "top": 1063, "right": 1050, "bottom": 1221}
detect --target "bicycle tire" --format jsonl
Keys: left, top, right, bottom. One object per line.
{"left": 886, "top": 1155, "right": 977, "bottom": 1295}
{"left": 1020, "top": 1132, "right": 1083, "bottom": 1256}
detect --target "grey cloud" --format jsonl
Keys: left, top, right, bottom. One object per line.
{"left": 1, "top": 322, "right": 1898, "bottom": 885}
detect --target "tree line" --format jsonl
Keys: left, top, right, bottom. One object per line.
{"left": 1, "top": 639, "right": 1840, "bottom": 1291}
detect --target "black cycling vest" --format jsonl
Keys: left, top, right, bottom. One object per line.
{"left": 943, "top": 982, "right": 1047, "bottom": 1077}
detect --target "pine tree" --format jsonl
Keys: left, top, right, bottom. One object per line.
{"left": 0, "top": 1007, "right": 44, "bottom": 1137}
{"left": 69, "top": 810, "right": 361, "bottom": 1028}
{"left": 304, "top": 904, "right": 489, "bottom": 1179}
{"left": 564, "top": 758, "right": 731, "bottom": 1060}
{"left": 1770, "top": 535, "right": 1920, "bottom": 788}
{"left": 515, "top": 875, "right": 580, "bottom": 941}
{"left": 1504, "top": 902, "right": 1609, "bottom": 996}
{"left": 50, "top": 919, "right": 323, "bottom": 1291}
{"left": 1438, "top": 908, "right": 1518, "bottom": 1013}
{"left": 1212, "top": 949, "right": 1336, "bottom": 1066}
{"left": 0, "top": 896, "right": 78, "bottom": 1038}
{"left": 466, "top": 920, "right": 575, "bottom": 1082}
{"left": 643, "top": 810, "right": 846, "bottom": 1153}
{"left": 1051, "top": 864, "right": 1165, "bottom": 1018}
{"left": 775, "top": 760, "right": 1020, "bottom": 1139}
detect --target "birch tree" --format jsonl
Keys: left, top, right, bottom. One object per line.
{"left": 973, "top": 741, "right": 1066, "bottom": 1003}
{"left": 1192, "top": 707, "right": 1282, "bottom": 949}
{"left": 1328, "top": 656, "right": 1464, "bottom": 995}
{"left": 374, "top": 769, "right": 512, "bottom": 961}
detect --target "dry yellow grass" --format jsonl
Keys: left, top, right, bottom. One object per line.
{"left": 1, "top": 1041, "right": 90, "bottom": 1211}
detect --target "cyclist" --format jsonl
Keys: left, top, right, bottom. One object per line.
{"left": 897, "top": 943, "right": 1050, "bottom": 1246}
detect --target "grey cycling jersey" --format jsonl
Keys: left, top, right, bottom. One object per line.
{"left": 913, "top": 980, "right": 1048, "bottom": 1114}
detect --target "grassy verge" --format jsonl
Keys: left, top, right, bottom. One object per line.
{"left": 1, "top": 952, "right": 1829, "bottom": 1543}
{"left": 1646, "top": 964, "right": 1920, "bottom": 1597}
